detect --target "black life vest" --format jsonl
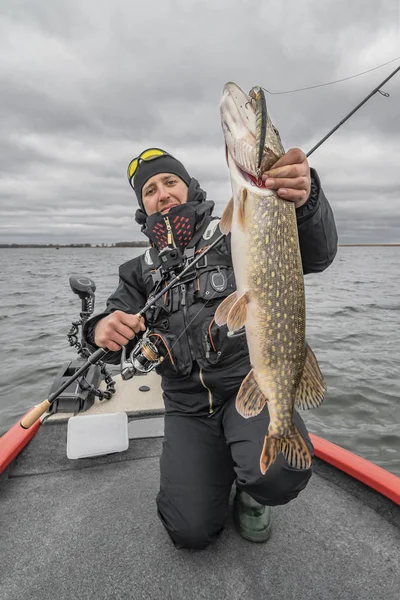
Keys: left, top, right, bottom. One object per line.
{"left": 138, "top": 215, "right": 249, "bottom": 378}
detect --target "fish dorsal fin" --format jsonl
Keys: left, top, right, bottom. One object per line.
{"left": 227, "top": 291, "right": 249, "bottom": 331}
{"left": 237, "top": 188, "right": 247, "bottom": 231}
{"left": 295, "top": 343, "right": 326, "bottom": 410}
{"left": 214, "top": 291, "right": 237, "bottom": 326}
{"left": 219, "top": 197, "right": 234, "bottom": 234}
{"left": 236, "top": 368, "right": 268, "bottom": 418}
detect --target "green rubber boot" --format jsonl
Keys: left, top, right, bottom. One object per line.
{"left": 233, "top": 490, "right": 272, "bottom": 543}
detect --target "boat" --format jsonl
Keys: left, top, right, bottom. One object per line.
{"left": 1, "top": 276, "right": 399, "bottom": 600}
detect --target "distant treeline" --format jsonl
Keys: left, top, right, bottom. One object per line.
{"left": 0, "top": 241, "right": 150, "bottom": 248}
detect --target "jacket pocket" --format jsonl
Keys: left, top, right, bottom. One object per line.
{"left": 194, "top": 267, "right": 236, "bottom": 304}
{"left": 149, "top": 331, "right": 191, "bottom": 377}
{"left": 200, "top": 317, "right": 248, "bottom": 366}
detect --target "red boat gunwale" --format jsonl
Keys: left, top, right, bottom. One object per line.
{"left": 310, "top": 433, "right": 400, "bottom": 505}
{"left": 0, "top": 408, "right": 41, "bottom": 474}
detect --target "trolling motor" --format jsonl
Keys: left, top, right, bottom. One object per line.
{"left": 45, "top": 275, "right": 116, "bottom": 416}
{"left": 67, "top": 275, "right": 96, "bottom": 356}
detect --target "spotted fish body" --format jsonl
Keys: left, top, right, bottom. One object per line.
{"left": 217, "top": 82, "right": 326, "bottom": 474}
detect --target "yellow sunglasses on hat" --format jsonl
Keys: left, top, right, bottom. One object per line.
{"left": 127, "top": 148, "right": 170, "bottom": 182}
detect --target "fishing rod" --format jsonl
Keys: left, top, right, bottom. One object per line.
{"left": 306, "top": 64, "right": 400, "bottom": 157}
{"left": 20, "top": 232, "right": 226, "bottom": 429}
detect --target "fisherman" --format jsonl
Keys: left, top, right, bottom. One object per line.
{"left": 83, "top": 147, "right": 338, "bottom": 549}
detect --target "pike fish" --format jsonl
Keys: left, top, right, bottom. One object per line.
{"left": 216, "top": 82, "right": 326, "bottom": 474}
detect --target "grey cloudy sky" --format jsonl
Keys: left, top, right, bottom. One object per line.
{"left": 1, "top": 0, "right": 399, "bottom": 244}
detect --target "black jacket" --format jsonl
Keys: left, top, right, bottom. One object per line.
{"left": 83, "top": 169, "right": 337, "bottom": 379}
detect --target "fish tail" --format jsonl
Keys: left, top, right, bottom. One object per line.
{"left": 260, "top": 434, "right": 282, "bottom": 474}
{"left": 260, "top": 426, "right": 312, "bottom": 474}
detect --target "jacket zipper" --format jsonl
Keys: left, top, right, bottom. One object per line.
{"left": 199, "top": 367, "right": 213, "bottom": 415}
{"left": 207, "top": 318, "right": 217, "bottom": 352}
{"left": 165, "top": 214, "right": 195, "bottom": 360}
{"left": 164, "top": 214, "right": 196, "bottom": 363}
{"left": 180, "top": 283, "right": 196, "bottom": 361}
{"left": 204, "top": 332, "right": 211, "bottom": 359}
{"left": 164, "top": 216, "right": 175, "bottom": 247}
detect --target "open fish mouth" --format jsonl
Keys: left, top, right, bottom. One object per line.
{"left": 224, "top": 142, "right": 262, "bottom": 188}
{"left": 220, "top": 82, "right": 284, "bottom": 183}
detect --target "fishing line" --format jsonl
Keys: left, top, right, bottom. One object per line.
{"left": 305, "top": 63, "right": 400, "bottom": 157}
{"left": 261, "top": 56, "right": 400, "bottom": 95}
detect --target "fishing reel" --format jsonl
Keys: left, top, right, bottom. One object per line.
{"left": 120, "top": 331, "right": 164, "bottom": 380}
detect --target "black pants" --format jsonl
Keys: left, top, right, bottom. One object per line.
{"left": 157, "top": 361, "right": 314, "bottom": 550}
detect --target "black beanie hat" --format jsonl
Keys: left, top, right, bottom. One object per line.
{"left": 129, "top": 150, "right": 191, "bottom": 211}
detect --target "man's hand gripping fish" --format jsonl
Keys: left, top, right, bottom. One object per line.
{"left": 216, "top": 82, "right": 326, "bottom": 474}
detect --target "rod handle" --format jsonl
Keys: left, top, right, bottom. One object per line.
{"left": 20, "top": 400, "right": 51, "bottom": 429}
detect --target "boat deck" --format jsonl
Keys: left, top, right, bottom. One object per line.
{"left": 1, "top": 374, "right": 399, "bottom": 600}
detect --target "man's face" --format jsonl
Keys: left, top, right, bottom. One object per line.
{"left": 142, "top": 173, "right": 188, "bottom": 216}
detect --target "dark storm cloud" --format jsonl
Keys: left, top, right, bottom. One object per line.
{"left": 0, "top": 0, "right": 399, "bottom": 244}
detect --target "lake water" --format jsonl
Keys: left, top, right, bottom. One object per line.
{"left": 0, "top": 247, "right": 399, "bottom": 476}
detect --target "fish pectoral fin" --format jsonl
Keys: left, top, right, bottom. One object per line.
{"left": 227, "top": 291, "right": 249, "bottom": 330}
{"left": 219, "top": 197, "right": 234, "bottom": 234}
{"left": 236, "top": 368, "right": 268, "bottom": 418}
{"left": 260, "top": 427, "right": 312, "bottom": 474}
{"left": 214, "top": 291, "right": 237, "bottom": 326}
{"left": 295, "top": 343, "right": 326, "bottom": 410}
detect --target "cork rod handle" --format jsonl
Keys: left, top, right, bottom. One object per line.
{"left": 20, "top": 400, "right": 51, "bottom": 429}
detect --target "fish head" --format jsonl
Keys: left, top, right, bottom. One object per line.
{"left": 220, "top": 82, "right": 285, "bottom": 191}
